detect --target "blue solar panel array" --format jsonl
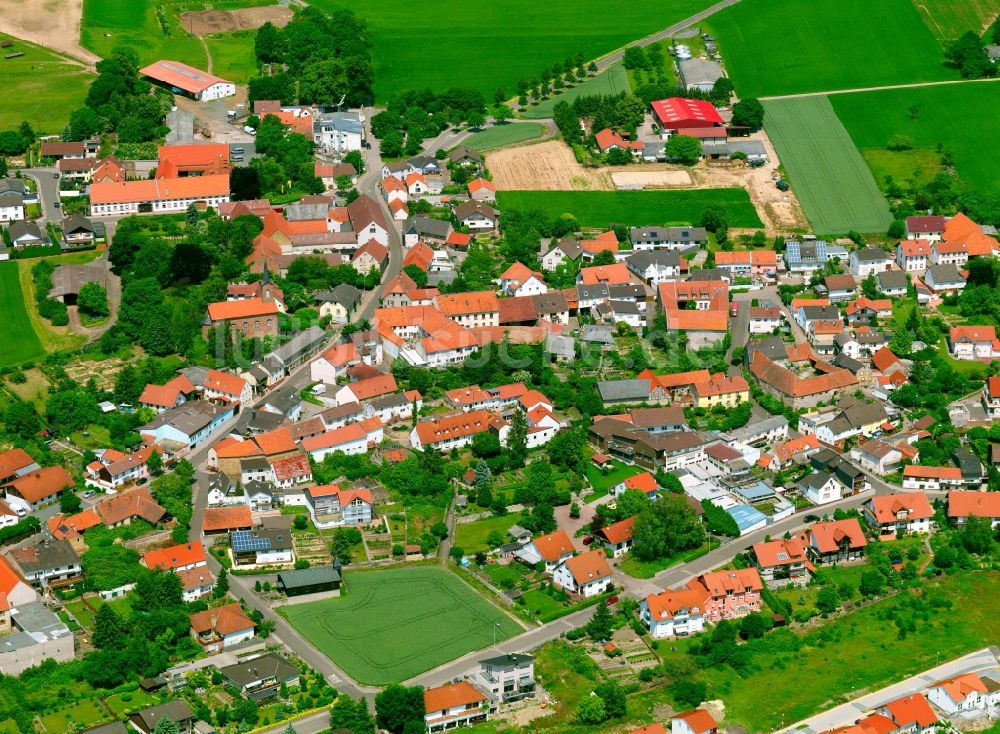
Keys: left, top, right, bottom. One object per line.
{"left": 231, "top": 530, "right": 272, "bottom": 552}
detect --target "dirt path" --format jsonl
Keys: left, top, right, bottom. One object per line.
{"left": 196, "top": 34, "right": 214, "bottom": 74}
{"left": 0, "top": 0, "right": 99, "bottom": 65}
{"left": 761, "top": 76, "right": 1000, "bottom": 101}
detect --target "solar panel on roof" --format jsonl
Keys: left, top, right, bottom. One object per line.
{"left": 231, "top": 531, "right": 271, "bottom": 552}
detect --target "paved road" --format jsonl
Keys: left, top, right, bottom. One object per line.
{"left": 22, "top": 167, "right": 62, "bottom": 222}
{"left": 593, "top": 0, "right": 741, "bottom": 70}
{"left": 257, "top": 710, "right": 331, "bottom": 734}
{"left": 760, "top": 76, "right": 1000, "bottom": 101}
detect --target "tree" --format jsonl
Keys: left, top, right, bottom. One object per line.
{"left": 208, "top": 568, "right": 228, "bottom": 602}
{"left": 816, "top": 585, "right": 840, "bottom": 613}
{"left": 506, "top": 409, "right": 529, "bottom": 467}
{"left": 701, "top": 204, "right": 728, "bottom": 234}
{"left": 466, "top": 110, "right": 485, "bottom": 129}
{"left": 622, "top": 46, "right": 647, "bottom": 70}
{"left": 152, "top": 717, "right": 180, "bottom": 734}
{"left": 375, "top": 684, "right": 425, "bottom": 734}
{"left": 526, "top": 502, "right": 556, "bottom": 533}
{"left": 69, "top": 107, "right": 101, "bottom": 140}
{"left": 860, "top": 272, "right": 880, "bottom": 299}
{"left": 146, "top": 448, "right": 163, "bottom": 475}
{"left": 59, "top": 490, "right": 82, "bottom": 514}
{"left": 594, "top": 682, "right": 627, "bottom": 719}
{"left": 185, "top": 202, "right": 200, "bottom": 226}
{"left": 605, "top": 147, "right": 632, "bottom": 165}
{"left": 0, "top": 131, "right": 26, "bottom": 155}
{"left": 491, "top": 104, "right": 512, "bottom": 124}
{"left": 889, "top": 326, "right": 912, "bottom": 356}
{"left": 592, "top": 249, "right": 617, "bottom": 266}
{"left": 731, "top": 98, "right": 765, "bottom": 130}
{"left": 632, "top": 494, "right": 705, "bottom": 561}
{"left": 859, "top": 569, "right": 886, "bottom": 596}
{"left": 737, "top": 613, "right": 773, "bottom": 639}
{"left": 586, "top": 599, "right": 614, "bottom": 640}
{"left": 959, "top": 514, "right": 994, "bottom": 554}
{"left": 77, "top": 282, "right": 110, "bottom": 318}
{"left": 670, "top": 679, "right": 708, "bottom": 708}
{"left": 666, "top": 134, "right": 701, "bottom": 165}
{"left": 330, "top": 527, "right": 357, "bottom": 564}
{"left": 577, "top": 696, "right": 607, "bottom": 724}
{"left": 92, "top": 603, "right": 127, "bottom": 649}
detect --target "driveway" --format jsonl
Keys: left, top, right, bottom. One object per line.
{"left": 21, "top": 167, "right": 61, "bottom": 222}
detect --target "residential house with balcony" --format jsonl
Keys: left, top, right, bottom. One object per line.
{"left": 804, "top": 518, "right": 868, "bottom": 564}
{"left": 863, "top": 492, "right": 933, "bottom": 538}
{"left": 189, "top": 602, "right": 255, "bottom": 653}
{"left": 304, "top": 484, "right": 373, "bottom": 529}
{"left": 514, "top": 529, "right": 575, "bottom": 573}
{"left": 551, "top": 549, "right": 613, "bottom": 598}
{"left": 751, "top": 537, "right": 811, "bottom": 588}
{"left": 424, "top": 681, "right": 489, "bottom": 733}
{"left": 476, "top": 653, "right": 535, "bottom": 703}
{"left": 220, "top": 653, "right": 301, "bottom": 702}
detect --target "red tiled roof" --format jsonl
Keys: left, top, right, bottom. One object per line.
{"left": 869, "top": 492, "right": 932, "bottom": 524}
{"left": 0, "top": 449, "right": 35, "bottom": 479}
{"left": 436, "top": 291, "right": 500, "bottom": 316}
{"left": 651, "top": 98, "right": 723, "bottom": 128}
{"left": 903, "top": 465, "right": 961, "bottom": 479}
{"left": 202, "top": 505, "right": 253, "bottom": 532}
{"left": 753, "top": 537, "right": 808, "bottom": 567}
{"left": 531, "top": 529, "right": 576, "bottom": 562}
{"left": 253, "top": 427, "right": 297, "bottom": 456}
{"left": 4, "top": 466, "right": 73, "bottom": 503}
{"left": 580, "top": 263, "right": 630, "bottom": 286}
{"left": 600, "top": 515, "right": 636, "bottom": 545}
{"left": 207, "top": 298, "right": 279, "bottom": 321}
{"left": 809, "top": 519, "right": 867, "bottom": 554}
{"left": 948, "top": 490, "right": 1000, "bottom": 518}
{"left": 142, "top": 541, "right": 206, "bottom": 570}
{"left": 560, "top": 548, "right": 611, "bottom": 585}
{"left": 950, "top": 325, "right": 997, "bottom": 343}
{"left": 882, "top": 694, "right": 937, "bottom": 728}
{"left": 140, "top": 60, "right": 232, "bottom": 93}
{"left": 424, "top": 682, "right": 487, "bottom": 714}
{"left": 414, "top": 410, "right": 493, "bottom": 445}
{"left": 672, "top": 709, "right": 718, "bottom": 734}
{"left": 189, "top": 602, "right": 255, "bottom": 635}
{"left": 624, "top": 472, "right": 658, "bottom": 494}
{"left": 204, "top": 369, "right": 246, "bottom": 398}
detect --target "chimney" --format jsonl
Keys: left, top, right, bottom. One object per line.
{"left": 210, "top": 614, "right": 218, "bottom": 628}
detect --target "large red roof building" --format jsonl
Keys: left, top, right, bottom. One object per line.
{"left": 651, "top": 98, "right": 724, "bottom": 131}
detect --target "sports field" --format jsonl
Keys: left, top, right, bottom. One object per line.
{"left": 310, "top": 0, "right": 715, "bottom": 99}
{"left": 522, "top": 64, "right": 630, "bottom": 120}
{"left": 830, "top": 82, "right": 1000, "bottom": 192}
{"left": 0, "top": 35, "right": 93, "bottom": 133}
{"left": 707, "top": 0, "right": 956, "bottom": 98}
{"left": 496, "top": 189, "right": 763, "bottom": 229}
{"left": 464, "top": 123, "right": 546, "bottom": 151}
{"left": 912, "top": 0, "right": 1000, "bottom": 40}
{"left": 0, "top": 263, "right": 45, "bottom": 369}
{"left": 279, "top": 567, "right": 522, "bottom": 684}
{"left": 764, "top": 97, "right": 892, "bottom": 234}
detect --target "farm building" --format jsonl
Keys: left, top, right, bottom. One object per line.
{"left": 139, "top": 60, "right": 235, "bottom": 101}
{"left": 48, "top": 263, "right": 108, "bottom": 305}
{"left": 651, "top": 97, "right": 724, "bottom": 135}
{"left": 678, "top": 58, "right": 725, "bottom": 92}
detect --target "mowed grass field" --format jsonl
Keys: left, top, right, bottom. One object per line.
{"left": 464, "top": 123, "right": 546, "bottom": 151}
{"left": 496, "top": 189, "right": 763, "bottom": 229}
{"left": 912, "top": 0, "right": 1000, "bottom": 39}
{"left": 279, "top": 567, "right": 522, "bottom": 684}
{"left": 82, "top": 0, "right": 206, "bottom": 68}
{"left": 311, "top": 0, "right": 716, "bottom": 99}
{"left": 0, "top": 263, "right": 45, "bottom": 369}
{"left": 707, "top": 0, "right": 956, "bottom": 98}
{"left": 764, "top": 97, "right": 892, "bottom": 234}
{"left": 522, "top": 64, "right": 630, "bottom": 120}
{"left": 0, "top": 35, "right": 93, "bottom": 133}
{"left": 831, "top": 82, "right": 1000, "bottom": 192}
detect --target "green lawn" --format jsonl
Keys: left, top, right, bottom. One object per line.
{"left": 521, "top": 64, "right": 630, "bottom": 119}
{"left": 496, "top": 189, "right": 762, "bottom": 229}
{"left": 519, "top": 589, "right": 566, "bottom": 619}
{"left": 707, "top": 0, "right": 956, "bottom": 98}
{"left": 0, "top": 34, "right": 93, "bottom": 134}
{"left": 81, "top": 0, "right": 207, "bottom": 69}
{"left": 0, "top": 262, "right": 44, "bottom": 369}
{"left": 103, "top": 689, "right": 161, "bottom": 717}
{"left": 697, "top": 572, "right": 1000, "bottom": 732}
{"left": 831, "top": 82, "right": 1000, "bottom": 193}
{"left": 861, "top": 147, "right": 943, "bottom": 190}
{"left": 279, "top": 567, "right": 522, "bottom": 684}
{"left": 39, "top": 700, "right": 108, "bottom": 732}
{"left": 310, "top": 0, "right": 716, "bottom": 99}
{"left": 204, "top": 32, "right": 257, "bottom": 84}
{"left": 464, "top": 123, "right": 546, "bottom": 151}
{"left": 763, "top": 96, "right": 892, "bottom": 234}
{"left": 912, "top": 0, "right": 1000, "bottom": 40}
{"left": 618, "top": 542, "right": 711, "bottom": 579}
{"left": 455, "top": 514, "right": 519, "bottom": 553}
{"left": 585, "top": 458, "right": 642, "bottom": 494}
{"left": 482, "top": 563, "right": 528, "bottom": 588}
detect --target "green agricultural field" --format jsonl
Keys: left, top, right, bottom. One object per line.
{"left": 707, "top": 0, "right": 956, "bottom": 98}
{"left": 464, "top": 123, "right": 546, "bottom": 151}
{"left": 0, "top": 263, "right": 44, "bottom": 369}
{"left": 763, "top": 97, "right": 892, "bottom": 234}
{"left": 913, "top": 0, "right": 1000, "bottom": 40}
{"left": 522, "top": 64, "right": 631, "bottom": 120}
{"left": 310, "top": 0, "right": 715, "bottom": 99}
{"left": 831, "top": 82, "right": 1000, "bottom": 192}
{"left": 279, "top": 567, "right": 522, "bottom": 684}
{"left": 81, "top": 0, "right": 207, "bottom": 68}
{"left": 496, "top": 189, "right": 762, "bottom": 229}
{"left": 0, "top": 35, "right": 93, "bottom": 133}
{"left": 204, "top": 33, "right": 257, "bottom": 84}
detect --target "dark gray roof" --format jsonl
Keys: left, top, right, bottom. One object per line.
{"left": 626, "top": 250, "right": 681, "bottom": 272}
{"left": 952, "top": 447, "right": 983, "bottom": 478}
{"left": 608, "top": 283, "right": 645, "bottom": 300}
{"left": 220, "top": 652, "right": 300, "bottom": 687}
{"left": 576, "top": 283, "right": 610, "bottom": 300}
{"left": 367, "top": 391, "right": 409, "bottom": 410}
{"left": 448, "top": 146, "right": 482, "bottom": 164}
{"left": 0, "top": 178, "right": 26, "bottom": 195}
{"left": 831, "top": 353, "right": 864, "bottom": 373}
{"left": 10, "top": 537, "right": 79, "bottom": 572}
{"left": 481, "top": 652, "right": 533, "bottom": 667}
{"left": 799, "top": 305, "right": 841, "bottom": 321}
{"left": 240, "top": 457, "right": 271, "bottom": 472}
{"left": 264, "top": 386, "right": 301, "bottom": 414}
{"left": 453, "top": 200, "right": 497, "bottom": 222}
{"left": 876, "top": 269, "right": 908, "bottom": 290}
{"left": 853, "top": 246, "right": 889, "bottom": 262}
{"left": 546, "top": 236, "right": 582, "bottom": 260}
{"left": 269, "top": 325, "right": 327, "bottom": 365}
{"left": 61, "top": 214, "right": 96, "bottom": 235}
{"left": 130, "top": 701, "right": 195, "bottom": 729}
{"left": 596, "top": 379, "right": 650, "bottom": 402}
{"left": 81, "top": 723, "right": 129, "bottom": 734}
{"left": 580, "top": 324, "right": 614, "bottom": 344}
{"left": 610, "top": 299, "right": 641, "bottom": 315}
{"left": 926, "top": 263, "right": 965, "bottom": 284}
{"left": 329, "top": 283, "right": 362, "bottom": 306}
{"left": 842, "top": 399, "right": 887, "bottom": 428}
{"left": 284, "top": 202, "right": 331, "bottom": 222}
{"left": 799, "top": 471, "right": 834, "bottom": 491}
{"left": 746, "top": 336, "right": 789, "bottom": 363}
{"left": 231, "top": 527, "right": 293, "bottom": 553}
{"left": 532, "top": 291, "right": 568, "bottom": 314}
{"left": 277, "top": 564, "right": 341, "bottom": 589}
{"left": 629, "top": 226, "right": 707, "bottom": 244}
{"left": 139, "top": 401, "right": 230, "bottom": 437}
{"left": 404, "top": 216, "right": 453, "bottom": 239}
{"left": 9, "top": 220, "right": 48, "bottom": 243}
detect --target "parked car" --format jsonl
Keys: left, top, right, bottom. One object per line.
{"left": 582, "top": 537, "right": 593, "bottom": 546}
{"left": 83, "top": 490, "right": 96, "bottom": 498}
{"left": 606, "top": 595, "right": 619, "bottom": 606}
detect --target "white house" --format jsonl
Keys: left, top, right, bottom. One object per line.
{"left": 863, "top": 492, "right": 932, "bottom": 537}
{"left": 671, "top": 709, "right": 719, "bottom": 734}
{"left": 190, "top": 603, "right": 256, "bottom": 653}
{"left": 514, "top": 529, "right": 575, "bottom": 573}
{"left": 424, "top": 682, "right": 489, "bottom": 733}
{"left": 640, "top": 587, "right": 708, "bottom": 639}
{"left": 798, "top": 471, "right": 845, "bottom": 505}
{"left": 949, "top": 325, "right": 1000, "bottom": 361}
{"left": 551, "top": 549, "right": 612, "bottom": 597}
{"left": 849, "top": 247, "right": 891, "bottom": 277}
{"left": 927, "top": 674, "right": 998, "bottom": 714}
{"left": 299, "top": 424, "right": 368, "bottom": 461}
{"left": 896, "top": 239, "right": 931, "bottom": 271}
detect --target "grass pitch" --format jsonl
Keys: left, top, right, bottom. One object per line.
{"left": 0, "top": 263, "right": 45, "bottom": 369}
{"left": 496, "top": 189, "right": 763, "bottom": 229}
{"left": 764, "top": 97, "right": 892, "bottom": 234}
{"left": 279, "top": 567, "right": 522, "bottom": 684}
{"left": 707, "top": 0, "right": 956, "bottom": 98}
{"left": 831, "top": 81, "right": 1000, "bottom": 193}
{"left": 0, "top": 35, "right": 93, "bottom": 134}
{"left": 310, "top": 0, "right": 716, "bottom": 100}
